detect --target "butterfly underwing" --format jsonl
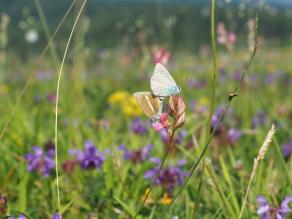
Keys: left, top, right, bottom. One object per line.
{"left": 150, "top": 63, "right": 181, "bottom": 98}
{"left": 133, "top": 92, "right": 162, "bottom": 121}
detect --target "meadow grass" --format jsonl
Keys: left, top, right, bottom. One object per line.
{"left": 0, "top": 1, "right": 292, "bottom": 219}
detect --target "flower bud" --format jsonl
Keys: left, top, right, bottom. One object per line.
{"left": 169, "top": 96, "right": 185, "bottom": 129}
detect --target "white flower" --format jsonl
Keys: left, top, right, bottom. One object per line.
{"left": 25, "top": 29, "right": 39, "bottom": 44}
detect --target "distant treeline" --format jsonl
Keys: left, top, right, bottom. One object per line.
{"left": 1, "top": 0, "right": 292, "bottom": 53}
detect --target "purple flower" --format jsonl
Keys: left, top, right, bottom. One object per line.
{"left": 227, "top": 128, "right": 242, "bottom": 143}
{"left": 144, "top": 160, "right": 189, "bottom": 193}
{"left": 159, "top": 129, "right": 186, "bottom": 145}
{"left": 257, "top": 195, "right": 292, "bottom": 219}
{"left": 175, "top": 130, "right": 187, "bottom": 145}
{"left": 69, "top": 140, "right": 106, "bottom": 170}
{"left": 119, "top": 144, "right": 153, "bottom": 163}
{"left": 47, "top": 93, "right": 57, "bottom": 104}
{"left": 52, "top": 212, "right": 62, "bottom": 219}
{"left": 233, "top": 71, "right": 241, "bottom": 81}
{"left": 131, "top": 118, "right": 148, "bottom": 135}
{"left": 34, "top": 95, "right": 42, "bottom": 103}
{"left": 35, "top": 70, "right": 53, "bottom": 81}
{"left": 187, "top": 79, "right": 207, "bottom": 89}
{"left": 190, "top": 101, "right": 208, "bottom": 115}
{"left": 282, "top": 140, "right": 292, "bottom": 158}
{"left": 10, "top": 214, "right": 27, "bottom": 219}
{"left": 160, "top": 128, "right": 169, "bottom": 144}
{"left": 252, "top": 111, "right": 268, "bottom": 129}
{"left": 25, "top": 146, "right": 55, "bottom": 177}
{"left": 250, "top": 74, "right": 260, "bottom": 87}
{"left": 211, "top": 106, "right": 226, "bottom": 131}
{"left": 265, "top": 71, "right": 284, "bottom": 86}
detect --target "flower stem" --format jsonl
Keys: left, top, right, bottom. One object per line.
{"left": 133, "top": 126, "right": 176, "bottom": 218}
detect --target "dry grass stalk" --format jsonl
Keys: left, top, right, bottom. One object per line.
{"left": 238, "top": 124, "right": 276, "bottom": 219}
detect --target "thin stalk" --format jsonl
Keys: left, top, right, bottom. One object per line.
{"left": 206, "top": 0, "right": 217, "bottom": 141}
{"left": 191, "top": 162, "right": 205, "bottom": 219}
{"left": 206, "top": 165, "right": 235, "bottom": 217}
{"left": 33, "top": 0, "right": 59, "bottom": 67}
{"left": 0, "top": 0, "right": 77, "bottom": 142}
{"left": 54, "top": 0, "right": 87, "bottom": 213}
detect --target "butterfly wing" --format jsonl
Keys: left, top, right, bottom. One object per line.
{"left": 134, "top": 92, "right": 160, "bottom": 118}
{"left": 150, "top": 63, "right": 179, "bottom": 97}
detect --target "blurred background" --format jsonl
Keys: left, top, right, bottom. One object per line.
{"left": 1, "top": 0, "right": 292, "bottom": 58}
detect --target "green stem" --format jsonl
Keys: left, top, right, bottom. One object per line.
{"left": 206, "top": 0, "right": 217, "bottom": 141}
{"left": 191, "top": 162, "right": 205, "bottom": 219}
{"left": 34, "top": 0, "right": 59, "bottom": 67}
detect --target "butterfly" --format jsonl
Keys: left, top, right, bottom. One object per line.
{"left": 133, "top": 92, "right": 162, "bottom": 122}
{"left": 150, "top": 63, "right": 181, "bottom": 99}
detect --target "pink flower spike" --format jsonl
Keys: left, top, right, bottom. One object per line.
{"left": 228, "top": 32, "right": 237, "bottom": 44}
{"left": 153, "top": 48, "right": 171, "bottom": 65}
{"left": 152, "top": 122, "right": 164, "bottom": 131}
{"left": 160, "top": 113, "right": 168, "bottom": 127}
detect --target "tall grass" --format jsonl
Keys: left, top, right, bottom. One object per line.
{"left": 54, "top": 0, "right": 87, "bottom": 214}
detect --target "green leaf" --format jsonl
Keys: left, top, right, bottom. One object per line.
{"left": 114, "top": 196, "right": 135, "bottom": 217}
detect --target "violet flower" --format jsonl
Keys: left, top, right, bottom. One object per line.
{"left": 257, "top": 195, "right": 292, "bottom": 219}
{"left": 175, "top": 130, "right": 187, "bottom": 145}
{"left": 119, "top": 144, "right": 153, "bottom": 163}
{"left": 25, "top": 146, "right": 55, "bottom": 177}
{"left": 211, "top": 106, "right": 225, "bottom": 131}
{"left": 190, "top": 101, "right": 208, "bottom": 115}
{"left": 52, "top": 212, "right": 62, "bottom": 219}
{"left": 282, "top": 140, "right": 292, "bottom": 158}
{"left": 228, "top": 128, "right": 242, "bottom": 144}
{"left": 252, "top": 111, "right": 268, "bottom": 129}
{"left": 131, "top": 118, "right": 148, "bottom": 135}
{"left": 144, "top": 159, "right": 188, "bottom": 193}
{"left": 10, "top": 214, "right": 27, "bottom": 219}
{"left": 233, "top": 71, "right": 241, "bottom": 81}
{"left": 69, "top": 140, "right": 106, "bottom": 170}
{"left": 187, "top": 79, "right": 207, "bottom": 89}
{"left": 159, "top": 129, "right": 186, "bottom": 146}
{"left": 265, "top": 71, "right": 284, "bottom": 86}
{"left": 47, "top": 93, "right": 57, "bottom": 104}
{"left": 35, "top": 70, "right": 53, "bottom": 81}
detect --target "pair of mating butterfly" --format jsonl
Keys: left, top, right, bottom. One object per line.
{"left": 134, "top": 63, "right": 181, "bottom": 123}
